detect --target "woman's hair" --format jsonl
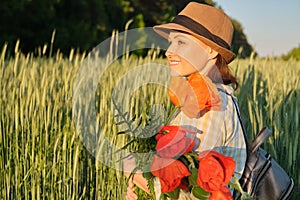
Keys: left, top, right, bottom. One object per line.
{"left": 208, "top": 54, "right": 238, "bottom": 90}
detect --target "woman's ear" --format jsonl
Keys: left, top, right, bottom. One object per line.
{"left": 208, "top": 48, "right": 218, "bottom": 59}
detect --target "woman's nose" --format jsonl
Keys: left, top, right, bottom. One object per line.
{"left": 165, "top": 50, "right": 171, "bottom": 57}
{"left": 165, "top": 45, "right": 176, "bottom": 57}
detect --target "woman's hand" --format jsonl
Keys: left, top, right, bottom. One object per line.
{"left": 123, "top": 156, "right": 150, "bottom": 194}
{"left": 125, "top": 172, "right": 151, "bottom": 200}
{"left": 126, "top": 177, "right": 138, "bottom": 200}
{"left": 123, "top": 156, "right": 151, "bottom": 199}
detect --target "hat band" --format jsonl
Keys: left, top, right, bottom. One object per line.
{"left": 172, "top": 15, "right": 231, "bottom": 50}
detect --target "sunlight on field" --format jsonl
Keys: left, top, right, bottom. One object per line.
{"left": 0, "top": 43, "right": 299, "bottom": 199}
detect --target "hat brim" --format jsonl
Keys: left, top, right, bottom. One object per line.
{"left": 153, "top": 23, "right": 235, "bottom": 63}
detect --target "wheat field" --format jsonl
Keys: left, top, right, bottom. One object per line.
{"left": 0, "top": 41, "right": 299, "bottom": 199}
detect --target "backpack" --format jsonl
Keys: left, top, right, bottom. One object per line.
{"left": 235, "top": 127, "right": 294, "bottom": 199}
{"left": 229, "top": 94, "right": 295, "bottom": 199}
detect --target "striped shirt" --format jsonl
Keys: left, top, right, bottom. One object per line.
{"left": 154, "top": 84, "right": 247, "bottom": 199}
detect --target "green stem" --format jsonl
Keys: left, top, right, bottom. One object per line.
{"left": 165, "top": 105, "right": 181, "bottom": 125}
{"left": 233, "top": 176, "right": 244, "bottom": 194}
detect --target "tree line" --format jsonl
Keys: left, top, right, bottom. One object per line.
{"left": 0, "top": 0, "right": 255, "bottom": 58}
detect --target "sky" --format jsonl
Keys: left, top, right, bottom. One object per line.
{"left": 213, "top": 0, "right": 300, "bottom": 57}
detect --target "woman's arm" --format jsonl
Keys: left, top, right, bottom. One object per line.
{"left": 126, "top": 170, "right": 150, "bottom": 194}
{"left": 123, "top": 156, "right": 150, "bottom": 199}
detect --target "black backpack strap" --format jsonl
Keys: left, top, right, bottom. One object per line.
{"left": 249, "top": 127, "right": 272, "bottom": 152}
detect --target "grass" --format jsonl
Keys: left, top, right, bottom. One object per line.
{"left": 0, "top": 41, "right": 299, "bottom": 199}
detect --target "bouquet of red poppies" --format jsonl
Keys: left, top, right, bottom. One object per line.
{"left": 114, "top": 107, "right": 251, "bottom": 200}
{"left": 142, "top": 125, "right": 236, "bottom": 200}
{"left": 113, "top": 73, "right": 252, "bottom": 199}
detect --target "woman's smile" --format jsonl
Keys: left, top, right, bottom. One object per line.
{"left": 169, "top": 60, "right": 180, "bottom": 67}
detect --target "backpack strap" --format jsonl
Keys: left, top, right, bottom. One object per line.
{"left": 249, "top": 127, "right": 272, "bottom": 152}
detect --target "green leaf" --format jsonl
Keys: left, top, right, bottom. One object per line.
{"left": 142, "top": 171, "right": 153, "bottom": 180}
{"left": 188, "top": 168, "right": 198, "bottom": 186}
{"left": 142, "top": 164, "right": 153, "bottom": 180}
{"left": 135, "top": 186, "right": 152, "bottom": 200}
{"left": 229, "top": 176, "right": 253, "bottom": 200}
{"left": 191, "top": 186, "right": 210, "bottom": 200}
{"left": 166, "top": 187, "right": 180, "bottom": 199}
{"left": 159, "top": 193, "right": 168, "bottom": 200}
{"left": 143, "top": 171, "right": 153, "bottom": 180}
{"left": 147, "top": 178, "right": 156, "bottom": 200}
{"left": 240, "top": 192, "right": 254, "bottom": 200}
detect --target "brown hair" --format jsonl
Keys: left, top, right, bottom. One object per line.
{"left": 208, "top": 54, "right": 238, "bottom": 90}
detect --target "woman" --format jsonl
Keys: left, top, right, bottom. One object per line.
{"left": 126, "top": 2, "right": 247, "bottom": 199}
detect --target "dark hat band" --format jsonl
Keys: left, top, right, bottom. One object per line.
{"left": 172, "top": 15, "right": 231, "bottom": 50}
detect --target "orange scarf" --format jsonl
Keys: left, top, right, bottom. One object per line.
{"left": 168, "top": 73, "right": 221, "bottom": 118}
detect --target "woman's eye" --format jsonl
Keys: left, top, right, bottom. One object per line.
{"left": 178, "top": 40, "right": 185, "bottom": 45}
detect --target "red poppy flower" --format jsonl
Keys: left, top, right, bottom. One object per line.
{"left": 155, "top": 125, "right": 197, "bottom": 158}
{"left": 150, "top": 155, "right": 191, "bottom": 193}
{"left": 179, "top": 177, "right": 189, "bottom": 191}
{"left": 209, "top": 186, "right": 233, "bottom": 200}
{"left": 168, "top": 73, "right": 221, "bottom": 118}
{"left": 197, "top": 151, "right": 236, "bottom": 192}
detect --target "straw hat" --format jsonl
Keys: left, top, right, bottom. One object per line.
{"left": 154, "top": 2, "right": 235, "bottom": 63}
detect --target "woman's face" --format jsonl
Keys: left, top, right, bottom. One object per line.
{"left": 166, "top": 31, "right": 213, "bottom": 77}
